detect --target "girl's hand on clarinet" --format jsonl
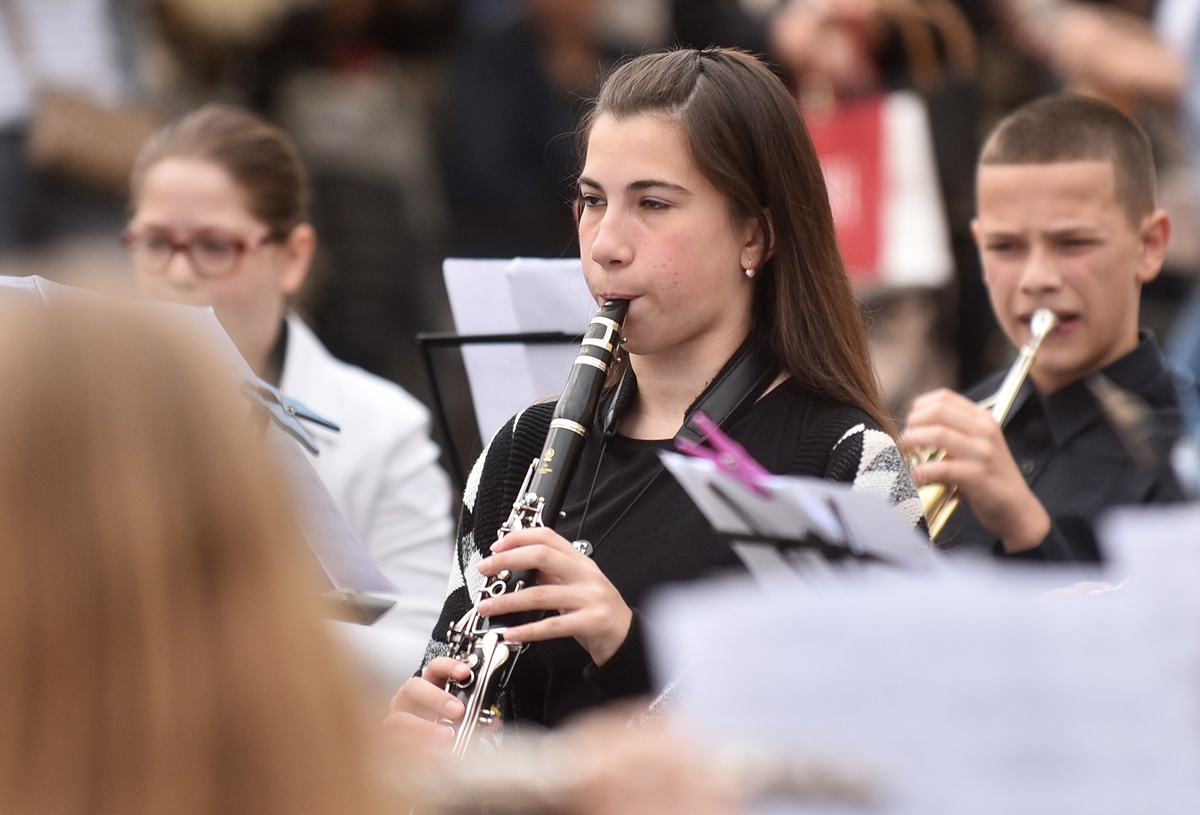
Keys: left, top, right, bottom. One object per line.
{"left": 477, "top": 527, "right": 633, "bottom": 667}
{"left": 382, "top": 657, "right": 469, "bottom": 754}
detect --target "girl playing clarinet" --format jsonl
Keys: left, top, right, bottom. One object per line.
{"left": 386, "top": 47, "right": 924, "bottom": 747}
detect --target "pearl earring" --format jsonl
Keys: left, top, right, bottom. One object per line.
{"left": 744, "top": 267, "right": 756, "bottom": 279}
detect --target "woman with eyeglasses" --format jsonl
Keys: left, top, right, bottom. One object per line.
{"left": 124, "top": 104, "right": 455, "bottom": 694}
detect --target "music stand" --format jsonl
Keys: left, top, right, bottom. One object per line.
{"left": 424, "top": 257, "right": 599, "bottom": 491}
{"left": 415, "top": 329, "right": 579, "bottom": 491}
{"left": 659, "top": 450, "right": 940, "bottom": 584}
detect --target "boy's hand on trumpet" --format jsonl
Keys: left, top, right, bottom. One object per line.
{"left": 903, "top": 388, "right": 1051, "bottom": 553}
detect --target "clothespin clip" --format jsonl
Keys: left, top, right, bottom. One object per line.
{"left": 241, "top": 378, "right": 340, "bottom": 456}
{"left": 674, "top": 411, "right": 771, "bottom": 497}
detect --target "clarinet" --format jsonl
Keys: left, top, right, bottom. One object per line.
{"left": 442, "top": 297, "right": 629, "bottom": 758}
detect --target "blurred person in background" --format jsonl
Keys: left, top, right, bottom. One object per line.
{"left": 124, "top": 103, "right": 455, "bottom": 695}
{"left": 1165, "top": 0, "right": 1200, "bottom": 384}
{"left": 148, "top": 0, "right": 461, "bottom": 442}
{"left": 998, "top": 0, "right": 1186, "bottom": 109}
{"left": 0, "top": 294, "right": 391, "bottom": 815}
{"left": 441, "top": 0, "right": 624, "bottom": 259}
{"left": 0, "top": 0, "right": 142, "bottom": 267}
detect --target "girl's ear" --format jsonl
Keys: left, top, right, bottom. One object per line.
{"left": 740, "top": 209, "right": 774, "bottom": 270}
{"left": 278, "top": 224, "right": 316, "bottom": 296}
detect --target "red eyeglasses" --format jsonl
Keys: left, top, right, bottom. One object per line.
{"left": 121, "top": 231, "right": 283, "bottom": 279}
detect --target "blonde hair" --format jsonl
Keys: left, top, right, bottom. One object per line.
{"left": 0, "top": 295, "right": 386, "bottom": 815}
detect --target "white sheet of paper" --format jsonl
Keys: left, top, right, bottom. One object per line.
{"left": 443, "top": 258, "right": 597, "bottom": 441}
{"left": 649, "top": 564, "right": 1200, "bottom": 814}
{"left": 1097, "top": 503, "right": 1200, "bottom": 674}
{"left": 1099, "top": 503, "right": 1200, "bottom": 596}
{"left": 658, "top": 452, "right": 834, "bottom": 541}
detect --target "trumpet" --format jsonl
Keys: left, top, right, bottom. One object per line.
{"left": 915, "top": 308, "right": 1059, "bottom": 540}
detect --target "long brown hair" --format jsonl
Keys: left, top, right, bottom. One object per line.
{"left": 0, "top": 295, "right": 386, "bottom": 815}
{"left": 578, "top": 48, "right": 895, "bottom": 436}
{"left": 130, "top": 103, "right": 310, "bottom": 237}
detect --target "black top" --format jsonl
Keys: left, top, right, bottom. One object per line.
{"left": 425, "top": 377, "right": 922, "bottom": 728}
{"left": 938, "top": 333, "right": 1191, "bottom": 562}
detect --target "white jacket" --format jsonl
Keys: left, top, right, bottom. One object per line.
{"left": 280, "top": 313, "right": 454, "bottom": 691}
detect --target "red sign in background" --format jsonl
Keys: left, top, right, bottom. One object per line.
{"left": 805, "top": 97, "right": 884, "bottom": 284}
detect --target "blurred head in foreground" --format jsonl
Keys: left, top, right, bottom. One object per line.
{"left": 0, "top": 295, "right": 385, "bottom": 815}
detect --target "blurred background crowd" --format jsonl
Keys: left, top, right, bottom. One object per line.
{"left": 2, "top": 0, "right": 1197, "bottom": 478}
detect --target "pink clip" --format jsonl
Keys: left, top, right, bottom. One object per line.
{"left": 675, "top": 412, "right": 771, "bottom": 496}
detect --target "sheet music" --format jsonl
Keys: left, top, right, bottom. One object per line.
{"left": 443, "top": 258, "right": 597, "bottom": 440}
{"left": 658, "top": 450, "right": 938, "bottom": 573}
{"left": 649, "top": 564, "right": 1200, "bottom": 814}
{"left": 162, "top": 300, "right": 396, "bottom": 596}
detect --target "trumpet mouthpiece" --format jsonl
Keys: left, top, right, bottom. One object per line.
{"left": 1030, "top": 309, "right": 1058, "bottom": 340}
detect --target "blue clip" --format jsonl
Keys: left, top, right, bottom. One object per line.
{"left": 674, "top": 411, "right": 770, "bottom": 496}
{"left": 242, "top": 379, "right": 340, "bottom": 456}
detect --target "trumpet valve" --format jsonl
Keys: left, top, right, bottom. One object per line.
{"left": 907, "top": 445, "right": 946, "bottom": 468}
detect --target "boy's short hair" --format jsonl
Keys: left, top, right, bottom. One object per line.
{"left": 979, "top": 95, "right": 1156, "bottom": 225}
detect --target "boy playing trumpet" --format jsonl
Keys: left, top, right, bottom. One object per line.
{"left": 903, "top": 94, "right": 1191, "bottom": 562}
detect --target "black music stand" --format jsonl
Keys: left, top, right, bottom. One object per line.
{"left": 415, "top": 329, "right": 581, "bottom": 492}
